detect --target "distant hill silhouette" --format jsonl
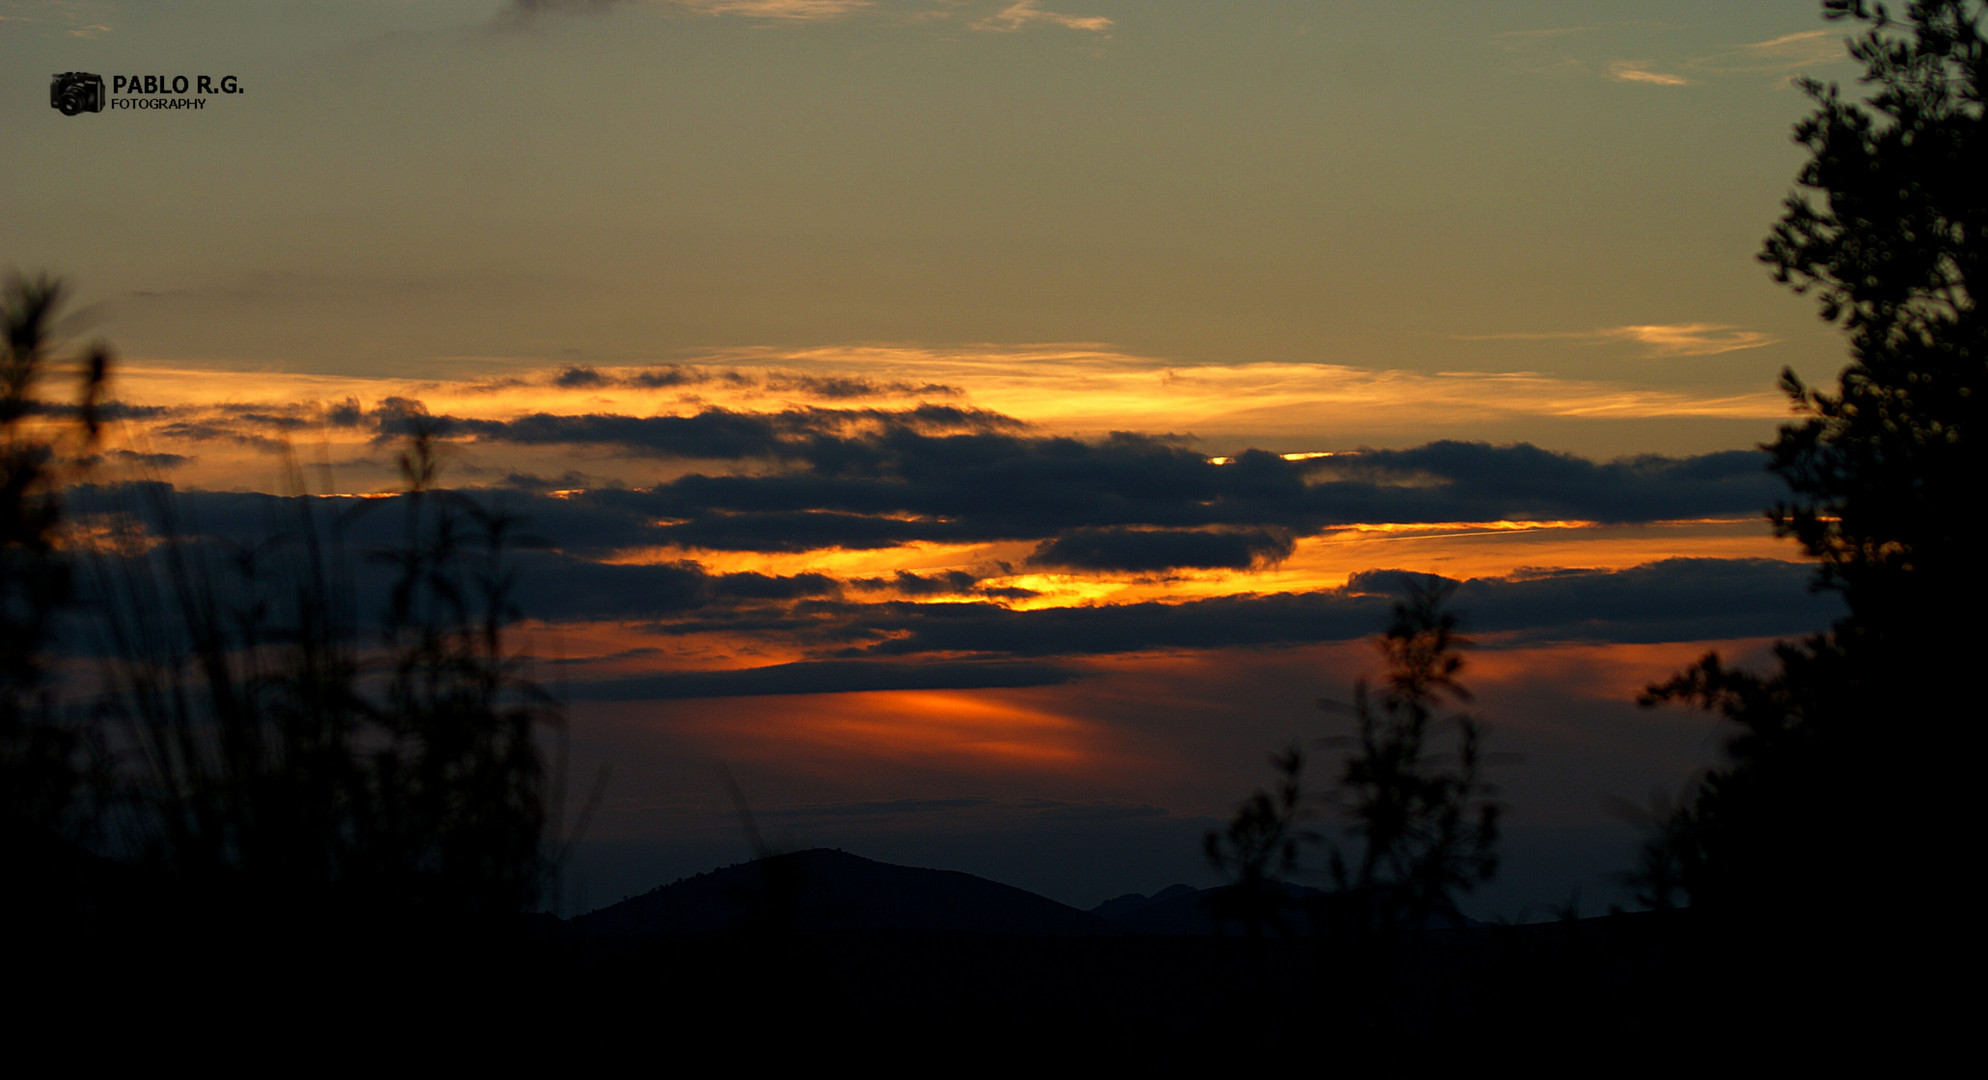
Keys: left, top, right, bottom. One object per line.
{"left": 574, "top": 848, "right": 1115, "bottom": 936}
{"left": 10, "top": 832, "right": 1756, "bottom": 1063}
{"left": 1090, "top": 883, "right": 1211, "bottom": 931}
{"left": 576, "top": 851, "right": 1496, "bottom": 939}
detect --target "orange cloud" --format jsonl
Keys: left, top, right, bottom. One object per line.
{"left": 667, "top": 689, "right": 1105, "bottom": 773}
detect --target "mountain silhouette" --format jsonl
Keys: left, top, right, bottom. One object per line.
{"left": 574, "top": 848, "right": 1116, "bottom": 936}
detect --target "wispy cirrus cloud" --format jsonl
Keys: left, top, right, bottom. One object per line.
{"left": 671, "top": 0, "right": 873, "bottom": 17}
{"left": 1491, "top": 28, "right": 1694, "bottom": 86}
{"left": 501, "top": 0, "right": 1116, "bottom": 32}
{"left": 1494, "top": 23, "right": 1850, "bottom": 88}
{"left": 1607, "top": 60, "right": 1691, "bottom": 86}
{"left": 1458, "top": 322, "right": 1776, "bottom": 358}
{"left": 1684, "top": 28, "right": 1852, "bottom": 87}
{"left": 1712, "top": 29, "right": 1846, "bottom": 73}
{"left": 502, "top": 0, "right": 871, "bottom": 22}
{"left": 1486, "top": 26, "right": 1595, "bottom": 77}
{"left": 972, "top": 0, "right": 1110, "bottom": 34}
{"left": 0, "top": 0, "right": 114, "bottom": 36}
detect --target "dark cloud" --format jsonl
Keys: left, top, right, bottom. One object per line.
{"left": 598, "top": 429, "right": 1241, "bottom": 551}
{"left": 60, "top": 479, "right": 1835, "bottom": 700}
{"left": 554, "top": 365, "right": 610, "bottom": 388}
{"left": 152, "top": 420, "right": 293, "bottom": 452}
{"left": 1028, "top": 526, "right": 1296, "bottom": 573}
{"left": 567, "top": 659, "right": 1081, "bottom": 701}
{"left": 373, "top": 396, "right": 436, "bottom": 440}
{"left": 89, "top": 398, "right": 367, "bottom": 444}
{"left": 523, "top": 364, "right": 961, "bottom": 399}
{"left": 1419, "top": 558, "right": 1839, "bottom": 644}
{"left": 645, "top": 508, "right": 958, "bottom": 552}
{"left": 850, "top": 570, "right": 982, "bottom": 596}
{"left": 1330, "top": 443, "right": 1778, "bottom": 524}
{"left": 62, "top": 485, "right": 847, "bottom": 624}
{"left": 122, "top": 388, "right": 1774, "bottom": 555}
{"left": 758, "top": 373, "right": 961, "bottom": 400}
{"left": 547, "top": 558, "right": 1834, "bottom": 699}
{"left": 326, "top": 397, "right": 366, "bottom": 427}
{"left": 424, "top": 402, "right": 1023, "bottom": 462}
{"left": 500, "top": 470, "right": 602, "bottom": 493}
{"left": 847, "top": 592, "right": 1391, "bottom": 658}
{"left": 79, "top": 422, "right": 1787, "bottom": 577}
{"left": 73, "top": 427, "right": 1784, "bottom": 570}
{"left": 834, "top": 558, "right": 1834, "bottom": 660}
{"left": 35, "top": 400, "right": 175, "bottom": 421}
{"left": 711, "top": 570, "right": 843, "bottom": 600}
{"left": 501, "top": 435, "right": 1777, "bottom": 555}
{"left": 630, "top": 365, "right": 701, "bottom": 388}
{"left": 95, "top": 449, "right": 189, "bottom": 469}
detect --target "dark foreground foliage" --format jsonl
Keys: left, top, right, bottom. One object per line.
{"left": 0, "top": 275, "right": 106, "bottom": 831}
{"left": 10, "top": 838, "right": 1917, "bottom": 1067}
{"left": 1639, "top": 0, "right": 1983, "bottom": 934}
{"left": 1, "top": 276, "right": 564, "bottom": 942}
{"left": 1622, "top": 3, "right": 1982, "bottom": 1046}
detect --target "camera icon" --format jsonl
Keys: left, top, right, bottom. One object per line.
{"left": 51, "top": 72, "right": 106, "bottom": 116}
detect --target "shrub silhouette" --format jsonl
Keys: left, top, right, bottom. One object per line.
{"left": 2, "top": 276, "right": 561, "bottom": 923}
{"left": 88, "top": 424, "right": 559, "bottom": 919}
{"left": 0, "top": 275, "right": 106, "bottom": 832}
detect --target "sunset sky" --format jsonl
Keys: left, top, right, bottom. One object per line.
{"left": 6, "top": 2, "right": 1860, "bottom": 915}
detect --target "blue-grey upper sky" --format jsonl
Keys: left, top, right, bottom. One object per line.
{"left": 10, "top": 3, "right": 1857, "bottom": 449}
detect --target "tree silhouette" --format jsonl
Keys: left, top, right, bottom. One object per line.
{"left": 1206, "top": 580, "right": 1498, "bottom": 938}
{"left": 1203, "top": 743, "right": 1307, "bottom": 945}
{"left": 1641, "top": 0, "right": 1982, "bottom": 923}
{"left": 1324, "top": 583, "right": 1497, "bottom": 933}
{"left": 1761, "top": 0, "right": 1983, "bottom": 629}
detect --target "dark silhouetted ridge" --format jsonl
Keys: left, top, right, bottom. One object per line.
{"left": 573, "top": 848, "right": 1114, "bottom": 936}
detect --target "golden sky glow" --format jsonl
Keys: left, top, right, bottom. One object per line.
{"left": 92, "top": 352, "right": 1798, "bottom": 494}
{"left": 637, "top": 517, "right": 1792, "bottom": 613}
